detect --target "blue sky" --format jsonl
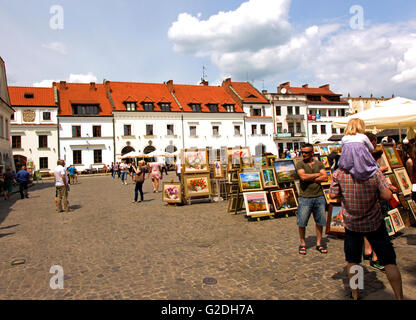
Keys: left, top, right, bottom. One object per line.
{"left": 1, "top": 0, "right": 416, "bottom": 98}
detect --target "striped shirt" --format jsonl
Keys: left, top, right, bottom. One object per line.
{"left": 329, "top": 169, "right": 390, "bottom": 233}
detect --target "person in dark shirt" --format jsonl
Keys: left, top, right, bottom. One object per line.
{"left": 2, "top": 167, "right": 15, "bottom": 200}
{"left": 15, "top": 165, "right": 31, "bottom": 199}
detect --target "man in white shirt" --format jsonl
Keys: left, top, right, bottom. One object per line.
{"left": 54, "top": 160, "right": 70, "bottom": 213}
{"left": 175, "top": 157, "right": 182, "bottom": 182}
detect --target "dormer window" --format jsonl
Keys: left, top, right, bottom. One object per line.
{"left": 72, "top": 104, "right": 100, "bottom": 116}
{"left": 143, "top": 103, "right": 154, "bottom": 112}
{"left": 160, "top": 103, "right": 171, "bottom": 112}
{"left": 190, "top": 104, "right": 201, "bottom": 112}
{"left": 125, "top": 102, "right": 136, "bottom": 111}
{"left": 208, "top": 104, "right": 218, "bottom": 112}
{"left": 24, "top": 93, "right": 34, "bottom": 99}
{"left": 224, "top": 104, "right": 235, "bottom": 112}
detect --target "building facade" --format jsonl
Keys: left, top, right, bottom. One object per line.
{"left": 0, "top": 57, "right": 14, "bottom": 172}
{"left": 345, "top": 94, "right": 392, "bottom": 114}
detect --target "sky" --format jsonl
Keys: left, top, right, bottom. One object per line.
{"left": 1, "top": 0, "right": 416, "bottom": 98}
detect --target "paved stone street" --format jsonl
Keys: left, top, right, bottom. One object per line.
{"left": 0, "top": 175, "right": 415, "bottom": 300}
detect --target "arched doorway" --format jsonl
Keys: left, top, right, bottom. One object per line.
{"left": 14, "top": 155, "right": 27, "bottom": 170}
{"left": 121, "top": 146, "right": 135, "bottom": 156}
{"left": 255, "top": 144, "right": 267, "bottom": 156}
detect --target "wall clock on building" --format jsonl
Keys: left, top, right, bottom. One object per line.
{"left": 280, "top": 88, "right": 287, "bottom": 94}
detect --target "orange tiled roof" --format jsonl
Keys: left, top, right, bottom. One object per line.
{"left": 172, "top": 84, "right": 243, "bottom": 113}
{"left": 107, "top": 81, "right": 181, "bottom": 112}
{"left": 280, "top": 83, "right": 348, "bottom": 105}
{"left": 8, "top": 86, "right": 55, "bottom": 107}
{"left": 55, "top": 82, "right": 113, "bottom": 116}
{"left": 229, "top": 82, "right": 269, "bottom": 104}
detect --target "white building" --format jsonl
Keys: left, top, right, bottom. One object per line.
{"left": 8, "top": 86, "right": 58, "bottom": 174}
{"left": 0, "top": 57, "right": 14, "bottom": 172}
{"left": 55, "top": 82, "right": 114, "bottom": 171}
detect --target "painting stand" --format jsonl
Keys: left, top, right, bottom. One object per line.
{"left": 187, "top": 195, "right": 212, "bottom": 205}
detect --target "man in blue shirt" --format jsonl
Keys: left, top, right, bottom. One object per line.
{"left": 15, "top": 165, "right": 31, "bottom": 199}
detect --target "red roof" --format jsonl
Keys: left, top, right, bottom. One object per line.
{"left": 107, "top": 81, "right": 181, "bottom": 112}
{"left": 172, "top": 84, "right": 243, "bottom": 113}
{"left": 8, "top": 86, "right": 55, "bottom": 107}
{"left": 229, "top": 82, "right": 269, "bottom": 104}
{"left": 55, "top": 82, "right": 113, "bottom": 116}
{"left": 279, "top": 82, "right": 348, "bottom": 105}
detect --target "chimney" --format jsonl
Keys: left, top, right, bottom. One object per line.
{"left": 392, "top": 93, "right": 395, "bottom": 98}
{"left": 279, "top": 81, "right": 290, "bottom": 87}
{"left": 59, "top": 81, "right": 67, "bottom": 90}
{"left": 302, "top": 84, "right": 308, "bottom": 88}
{"left": 262, "top": 89, "right": 268, "bottom": 95}
{"left": 90, "top": 82, "right": 96, "bottom": 90}
{"left": 222, "top": 77, "right": 232, "bottom": 88}
{"left": 104, "top": 80, "right": 112, "bottom": 93}
{"left": 200, "top": 79, "right": 209, "bottom": 86}
{"left": 166, "top": 80, "right": 174, "bottom": 93}
{"left": 319, "top": 84, "right": 330, "bottom": 90}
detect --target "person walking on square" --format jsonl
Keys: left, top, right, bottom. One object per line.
{"left": 16, "top": 165, "right": 31, "bottom": 199}
{"left": 329, "top": 159, "right": 403, "bottom": 300}
{"left": 149, "top": 161, "right": 161, "bottom": 192}
{"left": 295, "top": 143, "right": 328, "bottom": 255}
{"left": 120, "top": 160, "right": 128, "bottom": 185}
{"left": 132, "top": 160, "right": 146, "bottom": 203}
{"left": 54, "top": 160, "right": 71, "bottom": 213}
{"left": 113, "top": 162, "right": 118, "bottom": 179}
{"left": 2, "top": 167, "right": 15, "bottom": 201}
{"left": 175, "top": 157, "right": 182, "bottom": 182}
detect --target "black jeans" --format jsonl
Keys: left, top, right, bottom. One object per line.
{"left": 134, "top": 181, "right": 144, "bottom": 202}
{"left": 19, "top": 181, "right": 28, "bottom": 199}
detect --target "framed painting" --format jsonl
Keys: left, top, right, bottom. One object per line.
{"left": 319, "top": 146, "right": 329, "bottom": 156}
{"left": 270, "top": 188, "right": 298, "bottom": 214}
{"left": 382, "top": 144, "right": 403, "bottom": 169}
{"left": 266, "top": 155, "right": 277, "bottom": 167}
{"left": 273, "top": 159, "right": 298, "bottom": 183}
{"left": 243, "top": 191, "right": 270, "bottom": 216}
{"left": 407, "top": 199, "right": 416, "bottom": 222}
{"left": 183, "top": 148, "right": 209, "bottom": 173}
{"left": 261, "top": 168, "right": 278, "bottom": 189}
{"left": 320, "top": 156, "right": 330, "bottom": 169}
{"left": 386, "top": 173, "right": 401, "bottom": 192}
{"left": 253, "top": 156, "right": 267, "bottom": 170}
{"left": 321, "top": 170, "right": 333, "bottom": 186}
{"left": 313, "top": 146, "right": 320, "bottom": 155}
{"left": 323, "top": 188, "right": 340, "bottom": 204}
{"left": 393, "top": 167, "right": 412, "bottom": 196}
{"left": 227, "top": 170, "right": 239, "bottom": 183}
{"left": 184, "top": 174, "right": 211, "bottom": 198}
{"left": 227, "top": 147, "right": 252, "bottom": 169}
{"left": 227, "top": 194, "right": 244, "bottom": 213}
{"left": 398, "top": 194, "right": 409, "bottom": 209}
{"left": 228, "top": 183, "right": 239, "bottom": 194}
{"left": 162, "top": 182, "right": 182, "bottom": 204}
{"left": 293, "top": 180, "right": 301, "bottom": 195}
{"left": 213, "top": 161, "right": 224, "bottom": 179}
{"left": 238, "top": 171, "right": 263, "bottom": 192}
{"left": 377, "top": 151, "right": 392, "bottom": 175}
{"left": 384, "top": 216, "right": 395, "bottom": 236}
{"left": 388, "top": 208, "right": 405, "bottom": 233}
{"left": 325, "top": 204, "right": 345, "bottom": 236}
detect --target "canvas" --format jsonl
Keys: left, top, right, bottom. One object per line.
{"left": 238, "top": 171, "right": 263, "bottom": 192}
{"left": 407, "top": 199, "right": 416, "bottom": 223}
{"left": 377, "top": 151, "right": 392, "bottom": 174}
{"left": 227, "top": 147, "right": 251, "bottom": 169}
{"left": 385, "top": 216, "right": 395, "bottom": 236}
{"left": 382, "top": 144, "right": 403, "bottom": 169}
{"left": 388, "top": 208, "right": 405, "bottom": 233}
{"left": 243, "top": 191, "right": 270, "bottom": 216}
{"left": 320, "top": 156, "right": 330, "bottom": 169}
{"left": 162, "top": 182, "right": 182, "bottom": 203}
{"left": 183, "top": 149, "right": 209, "bottom": 173}
{"left": 213, "top": 161, "right": 224, "bottom": 179}
{"left": 270, "top": 188, "right": 298, "bottom": 214}
{"left": 266, "top": 155, "right": 277, "bottom": 167}
{"left": 273, "top": 160, "right": 298, "bottom": 183}
{"left": 323, "top": 188, "right": 340, "bottom": 204}
{"left": 321, "top": 170, "right": 333, "bottom": 186}
{"left": 326, "top": 204, "right": 345, "bottom": 236}
{"left": 184, "top": 174, "right": 211, "bottom": 198}
{"left": 394, "top": 167, "right": 412, "bottom": 196}
{"left": 253, "top": 156, "right": 267, "bottom": 169}
{"left": 319, "top": 146, "right": 329, "bottom": 156}
{"left": 261, "top": 168, "right": 278, "bottom": 188}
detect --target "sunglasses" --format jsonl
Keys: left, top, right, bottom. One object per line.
{"left": 301, "top": 151, "right": 313, "bottom": 154}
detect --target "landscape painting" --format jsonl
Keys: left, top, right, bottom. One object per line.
{"left": 270, "top": 188, "right": 298, "bottom": 214}
{"left": 243, "top": 192, "right": 270, "bottom": 216}
{"left": 261, "top": 168, "right": 278, "bottom": 188}
{"left": 239, "top": 171, "right": 263, "bottom": 192}
{"left": 273, "top": 160, "right": 298, "bottom": 183}
{"left": 326, "top": 204, "right": 345, "bottom": 236}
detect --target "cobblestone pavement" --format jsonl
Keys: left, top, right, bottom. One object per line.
{"left": 0, "top": 175, "right": 415, "bottom": 300}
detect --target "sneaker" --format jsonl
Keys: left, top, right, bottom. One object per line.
{"left": 370, "top": 260, "right": 385, "bottom": 272}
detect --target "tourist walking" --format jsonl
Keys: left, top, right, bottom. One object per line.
{"left": 120, "top": 160, "right": 128, "bottom": 185}
{"left": 175, "top": 157, "right": 182, "bottom": 182}
{"left": 15, "top": 165, "right": 31, "bottom": 199}
{"left": 132, "top": 160, "right": 146, "bottom": 203}
{"left": 2, "top": 167, "right": 15, "bottom": 201}
{"left": 149, "top": 161, "right": 161, "bottom": 192}
{"left": 67, "top": 164, "right": 77, "bottom": 184}
{"left": 161, "top": 157, "right": 168, "bottom": 176}
{"left": 295, "top": 143, "right": 328, "bottom": 255}
{"left": 113, "top": 162, "right": 118, "bottom": 179}
{"left": 329, "top": 158, "right": 403, "bottom": 300}
{"left": 54, "top": 160, "right": 71, "bottom": 213}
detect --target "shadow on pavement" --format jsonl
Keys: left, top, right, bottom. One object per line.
{"left": 0, "top": 232, "right": 15, "bottom": 239}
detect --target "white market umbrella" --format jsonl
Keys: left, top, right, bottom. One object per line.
{"left": 121, "top": 151, "right": 143, "bottom": 159}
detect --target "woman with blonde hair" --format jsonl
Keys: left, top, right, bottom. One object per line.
{"left": 337, "top": 118, "right": 379, "bottom": 180}
{"left": 132, "top": 160, "right": 146, "bottom": 203}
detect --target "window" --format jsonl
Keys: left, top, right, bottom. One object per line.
{"left": 234, "top": 125, "right": 241, "bottom": 135}
{"left": 146, "top": 124, "right": 153, "bottom": 136}
{"left": 296, "top": 122, "right": 302, "bottom": 133}
{"left": 276, "top": 106, "right": 281, "bottom": 116}
{"left": 190, "top": 126, "right": 197, "bottom": 136}
{"left": 191, "top": 104, "right": 201, "bottom": 112}
{"left": 332, "top": 127, "right": 337, "bottom": 134}
{"left": 143, "top": 103, "right": 154, "bottom": 112}
{"left": 309, "top": 109, "right": 317, "bottom": 115}
{"left": 42, "top": 112, "right": 51, "bottom": 120}
{"left": 288, "top": 123, "right": 294, "bottom": 134}
{"left": 321, "top": 125, "right": 327, "bottom": 134}
{"left": 5, "top": 119, "right": 8, "bottom": 139}
{"left": 125, "top": 102, "right": 136, "bottom": 111}
{"left": 208, "top": 104, "right": 218, "bottom": 112}
{"left": 212, "top": 126, "right": 219, "bottom": 136}
{"left": 340, "top": 128, "right": 345, "bottom": 134}
{"left": 73, "top": 150, "right": 82, "bottom": 164}
{"left": 72, "top": 105, "right": 99, "bottom": 115}
{"left": 167, "top": 124, "right": 174, "bottom": 136}
{"left": 276, "top": 123, "right": 282, "bottom": 133}
{"left": 39, "top": 157, "right": 48, "bottom": 169}
{"left": 39, "top": 135, "right": 48, "bottom": 148}
{"left": 24, "top": 93, "right": 34, "bottom": 99}
{"left": 287, "top": 106, "right": 293, "bottom": 115}
{"left": 251, "top": 125, "right": 257, "bottom": 135}
{"left": 160, "top": 103, "right": 171, "bottom": 112}
{"left": 312, "top": 125, "right": 318, "bottom": 134}
{"left": 11, "top": 113, "right": 15, "bottom": 120}
{"left": 93, "top": 125, "right": 101, "bottom": 137}
{"left": 12, "top": 136, "right": 21, "bottom": 148}
{"left": 320, "top": 109, "right": 327, "bottom": 117}
{"left": 260, "top": 124, "right": 266, "bottom": 135}
{"left": 225, "top": 105, "right": 234, "bottom": 112}
{"left": 328, "top": 109, "right": 337, "bottom": 117}
{"left": 295, "top": 106, "right": 300, "bottom": 115}
{"left": 339, "top": 109, "right": 346, "bottom": 117}
{"left": 72, "top": 126, "right": 81, "bottom": 137}
{"left": 0, "top": 116, "right": 3, "bottom": 138}
{"left": 124, "top": 125, "right": 131, "bottom": 136}
{"left": 252, "top": 108, "right": 262, "bottom": 116}
{"left": 94, "top": 150, "right": 102, "bottom": 164}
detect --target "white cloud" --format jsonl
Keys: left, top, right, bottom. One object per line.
{"left": 41, "top": 42, "right": 67, "bottom": 55}
{"left": 33, "top": 72, "right": 98, "bottom": 87}
{"left": 168, "top": 0, "right": 416, "bottom": 98}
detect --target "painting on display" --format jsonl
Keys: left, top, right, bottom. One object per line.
{"left": 321, "top": 170, "right": 333, "bottom": 186}
{"left": 238, "top": 171, "right": 263, "bottom": 192}
{"left": 227, "top": 171, "right": 239, "bottom": 183}
{"left": 382, "top": 144, "right": 403, "bottom": 169}
{"left": 228, "top": 183, "right": 239, "bottom": 194}
{"left": 393, "top": 167, "right": 412, "bottom": 196}
{"left": 227, "top": 147, "right": 251, "bottom": 169}
{"left": 162, "top": 182, "right": 182, "bottom": 204}
{"left": 388, "top": 208, "right": 405, "bottom": 233}
{"left": 261, "top": 168, "right": 278, "bottom": 188}
{"left": 213, "top": 161, "right": 224, "bottom": 179}
{"left": 183, "top": 149, "right": 209, "bottom": 173}
{"left": 386, "top": 173, "right": 401, "bottom": 192}
{"left": 184, "top": 174, "right": 211, "bottom": 198}
{"left": 270, "top": 188, "right": 298, "bottom": 214}
{"left": 253, "top": 156, "right": 267, "bottom": 169}
{"left": 313, "top": 146, "right": 320, "bottom": 155}
{"left": 227, "top": 195, "right": 244, "bottom": 213}
{"left": 377, "top": 151, "right": 393, "bottom": 174}
{"left": 384, "top": 216, "right": 395, "bottom": 236}
{"left": 266, "top": 155, "right": 277, "bottom": 167}
{"left": 407, "top": 199, "right": 416, "bottom": 222}
{"left": 319, "top": 146, "right": 329, "bottom": 156}
{"left": 323, "top": 188, "right": 340, "bottom": 204}
{"left": 273, "top": 160, "right": 298, "bottom": 183}
{"left": 243, "top": 191, "right": 270, "bottom": 216}
{"left": 325, "top": 204, "right": 345, "bottom": 236}
{"left": 320, "top": 156, "right": 330, "bottom": 169}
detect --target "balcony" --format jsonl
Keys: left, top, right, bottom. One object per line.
{"left": 273, "top": 133, "right": 292, "bottom": 140}
{"left": 293, "top": 132, "right": 306, "bottom": 137}
{"left": 286, "top": 114, "right": 305, "bottom": 121}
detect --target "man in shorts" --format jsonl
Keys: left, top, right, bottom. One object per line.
{"left": 295, "top": 144, "right": 328, "bottom": 255}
